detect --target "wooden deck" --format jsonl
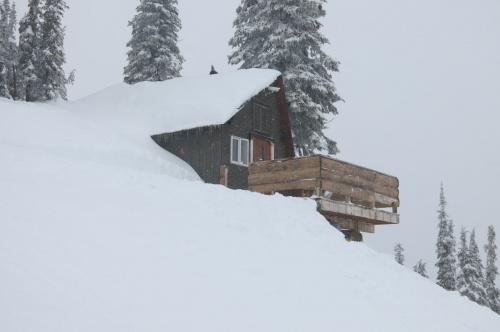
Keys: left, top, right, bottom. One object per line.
{"left": 248, "top": 155, "right": 400, "bottom": 233}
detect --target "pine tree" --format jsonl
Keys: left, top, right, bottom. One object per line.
{"left": 435, "top": 183, "right": 457, "bottom": 291}
{"left": 457, "top": 227, "right": 469, "bottom": 293}
{"left": 0, "top": 1, "right": 6, "bottom": 48}
{"left": 5, "top": 0, "right": 18, "bottom": 99}
{"left": 468, "top": 229, "right": 488, "bottom": 306}
{"left": 228, "top": 0, "right": 341, "bottom": 156}
{"left": 394, "top": 243, "right": 405, "bottom": 265}
{"left": 0, "top": 0, "right": 11, "bottom": 99}
{"left": 413, "top": 259, "right": 429, "bottom": 278}
{"left": 18, "top": 0, "right": 43, "bottom": 101}
{"left": 0, "top": 60, "right": 9, "bottom": 99}
{"left": 457, "top": 227, "right": 488, "bottom": 307}
{"left": 484, "top": 225, "right": 500, "bottom": 314}
{"left": 124, "top": 0, "right": 184, "bottom": 84}
{"left": 40, "top": 0, "right": 68, "bottom": 100}
{"left": 0, "top": 1, "right": 4, "bottom": 32}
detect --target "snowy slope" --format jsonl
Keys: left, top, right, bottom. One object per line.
{"left": 1, "top": 95, "right": 500, "bottom": 331}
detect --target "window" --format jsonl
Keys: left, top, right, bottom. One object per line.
{"left": 231, "top": 136, "right": 249, "bottom": 166}
{"left": 253, "top": 103, "right": 270, "bottom": 134}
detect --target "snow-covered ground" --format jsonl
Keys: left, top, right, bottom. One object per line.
{"left": 1, "top": 88, "right": 499, "bottom": 330}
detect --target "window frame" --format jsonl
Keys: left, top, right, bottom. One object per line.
{"left": 230, "top": 135, "right": 250, "bottom": 167}
{"left": 253, "top": 103, "right": 271, "bottom": 134}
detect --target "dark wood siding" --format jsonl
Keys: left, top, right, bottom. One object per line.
{"left": 152, "top": 126, "right": 222, "bottom": 184}
{"left": 221, "top": 98, "right": 253, "bottom": 190}
{"left": 220, "top": 87, "right": 290, "bottom": 190}
{"left": 151, "top": 75, "right": 294, "bottom": 190}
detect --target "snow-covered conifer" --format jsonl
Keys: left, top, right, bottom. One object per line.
{"left": 0, "top": 1, "right": 7, "bottom": 47}
{"left": 457, "top": 227, "right": 473, "bottom": 297}
{"left": 18, "top": 0, "right": 43, "bottom": 101}
{"left": 124, "top": 0, "right": 184, "bottom": 84}
{"left": 0, "top": 1, "right": 7, "bottom": 97}
{"left": 65, "top": 68, "right": 75, "bottom": 85}
{"left": 0, "top": 0, "right": 12, "bottom": 99}
{"left": 435, "top": 183, "right": 457, "bottom": 291}
{"left": 5, "top": 0, "right": 14, "bottom": 34}
{"left": 413, "top": 259, "right": 429, "bottom": 278}
{"left": 468, "top": 229, "right": 488, "bottom": 306}
{"left": 394, "top": 243, "right": 405, "bottom": 265}
{"left": 457, "top": 227, "right": 488, "bottom": 307}
{"left": 228, "top": 0, "right": 342, "bottom": 156}
{"left": 5, "top": 0, "right": 18, "bottom": 99}
{"left": 484, "top": 225, "right": 500, "bottom": 314}
{"left": 0, "top": 4, "right": 7, "bottom": 99}
{"left": 40, "top": 0, "right": 68, "bottom": 100}
{"left": 0, "top": 60, "right": 9, "bottom": 99}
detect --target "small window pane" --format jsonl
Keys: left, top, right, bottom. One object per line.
{"left": 241, "top": 140, "right": 249, "bottom": 165}
{"left": 231, "top": 138, "right": 239, "bottom": 162}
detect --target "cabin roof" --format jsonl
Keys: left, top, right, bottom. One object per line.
{"left": 74, "top": 69, "right": 281, "bottom": 136}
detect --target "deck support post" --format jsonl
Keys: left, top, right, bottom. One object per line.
{"left": 220, "top": 166, "right": 228, "bottom": 187}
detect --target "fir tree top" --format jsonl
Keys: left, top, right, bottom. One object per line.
{"left": 484, "top": 225, "right": 500, "bottom": 314}
{"left": 435, "top": 183, "right": 457, "bottom": 291}
{"left": 228, "top": 0, "right": 341, "bottom": 155}
{"left": 124, "top": 0, "right": 184, "bottom": 84}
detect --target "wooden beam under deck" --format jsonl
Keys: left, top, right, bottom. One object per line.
{"left": 317, "top": 199, "right": 399, "bottom": 226}
{"left": 329, "top": 219, "right": 375, "bottom": 234}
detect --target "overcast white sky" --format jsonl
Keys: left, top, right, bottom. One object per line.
{"left": 13, "top": 0, "right": 500, "bottom": 278}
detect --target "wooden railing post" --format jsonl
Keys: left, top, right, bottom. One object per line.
{"left": 220, "top": 165, "right": 228, "bottom": 187}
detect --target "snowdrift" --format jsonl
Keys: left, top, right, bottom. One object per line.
{"left": 1, "top": 95, "right": 499, "bottom": 331}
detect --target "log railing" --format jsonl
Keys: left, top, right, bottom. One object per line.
{"left": 248, "top": 155, "right": 400, "bottom": 229}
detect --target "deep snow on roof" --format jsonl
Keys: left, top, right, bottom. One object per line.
{"left": 73, "top": 69, "right": 281, "bottom": 136}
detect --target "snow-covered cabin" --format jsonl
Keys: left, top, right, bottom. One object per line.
{"left": 150, "top": 69, "right": 295, "bottom": 189}
{"left": 74, "top": 68, "right": 399, "bottom": 238}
